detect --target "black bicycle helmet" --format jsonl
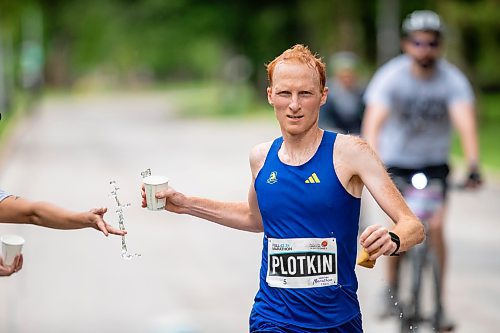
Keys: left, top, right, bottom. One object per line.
{"left": 402, "top": 10, "right": 444, "bottom": 35}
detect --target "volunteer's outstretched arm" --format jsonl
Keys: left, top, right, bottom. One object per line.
{"left": 0, "top": 196, "right": 126, "bottom": 237}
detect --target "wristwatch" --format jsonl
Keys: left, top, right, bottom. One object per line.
{"left": 389, "top": 231, "right": 400, "bottom": 256}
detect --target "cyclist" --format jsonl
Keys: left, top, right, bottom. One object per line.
{"left": 362, "top": 9, "right": 482, "bottom": 331}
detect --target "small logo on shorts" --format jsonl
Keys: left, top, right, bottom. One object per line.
{"left": 267, "top": 171, "right": 278, "bottom": 184}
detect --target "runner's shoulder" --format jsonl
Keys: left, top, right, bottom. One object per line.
{"left": 335, "top": 134, "right": 381, "bottom": 168}
{"left": 249, "top": 141, "right": 273, "bottom": 173}
{"left": 335, "top": 134, "right": 372, "bottom": 155}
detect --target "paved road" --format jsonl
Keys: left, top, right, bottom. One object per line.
{"left": 0, "top": 92, "right": 499, "bottom": 333}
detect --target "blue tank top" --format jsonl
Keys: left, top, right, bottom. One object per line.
{"left": 252, "top": 131, "right": 361, "bottom": 329}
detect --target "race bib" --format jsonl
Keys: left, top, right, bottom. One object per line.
{"left": 266, "top": 237, "right": 338, "bottom": 289}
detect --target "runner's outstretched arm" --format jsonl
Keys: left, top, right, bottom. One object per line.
{"left": 150, "top": 184, "right": 263, "bottom": 233}
{"left": 143, "top": 143, "right": 268, "bottom": 233}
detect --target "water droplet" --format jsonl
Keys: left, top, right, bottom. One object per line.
{"left": 399, "top": 313, "right": 403, "bottom": 318}
{"left": 394, "top": 302, "right": 398, "bottom": 306}
{"left": 121, "top": 250, "right": 141, "bottom": 260}
{"left": 110, "top": 180, "right": 140, "bottom": 260}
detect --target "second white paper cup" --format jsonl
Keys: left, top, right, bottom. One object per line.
{"left": 143, "top": 175, "right": 169, "bottom": 211}
{"left": 1, "top": 234, "right": 25, "bottom": 266}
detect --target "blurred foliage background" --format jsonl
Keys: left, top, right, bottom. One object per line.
{"left": 1, "top": 0, "right": 499, "bottom": 90}
{"left": 0, "top": 0, "right": 499, "bottom": 168}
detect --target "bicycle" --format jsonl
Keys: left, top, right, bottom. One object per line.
{"left": 393, "top": 172, "right": 454, "bottom": 333}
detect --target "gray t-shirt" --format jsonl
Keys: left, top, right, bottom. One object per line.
{"left": 363, "top": 54, "right": 474, "bottom": 168}
{"left": 0, "top": 188, "right": 11, "bottom": 202}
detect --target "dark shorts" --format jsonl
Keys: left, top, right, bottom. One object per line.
{"left": 387, "top": 164, "right": 450, "bottom": 199}
{"left": 249, "top": 311, "right": 363, "bottom": 333}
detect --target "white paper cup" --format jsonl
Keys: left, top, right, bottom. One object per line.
{"left": 143, "top": 175, "right": 169, "bottom": 211}
{"left": 1, "top": 234, "right": 25, "bottom": 266}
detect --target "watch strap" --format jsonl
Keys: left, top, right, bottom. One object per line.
{"left": 389, "top": 231, "right": 400, "bottom": 256}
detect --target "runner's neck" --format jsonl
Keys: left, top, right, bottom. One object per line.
{"left": 279, "top": 129, "right": 324, "bottom": 166}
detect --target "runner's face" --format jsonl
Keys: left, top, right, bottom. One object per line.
{"left": 404, "top": 31, "right": 442, "bottom": 69}
{"left": 267, "top": 61, "right": 327, "bottom": 135}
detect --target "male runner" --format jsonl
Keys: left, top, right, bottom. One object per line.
{"left": 0, "top": 187, "right": 126, "bottom": 276}
{"left": 362, "top": 10, "right": 482, "bottom": 330}
{"left": 143, "top": 44, "right": 425, "bottom": 332}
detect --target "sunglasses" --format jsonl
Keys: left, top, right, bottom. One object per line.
{"left": 410, "top": 38, "right": 440, "bottom": 49}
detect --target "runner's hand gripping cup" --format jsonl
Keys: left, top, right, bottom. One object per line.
{"left": 143, "top": 175, "right": 169, "bottom": 211}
